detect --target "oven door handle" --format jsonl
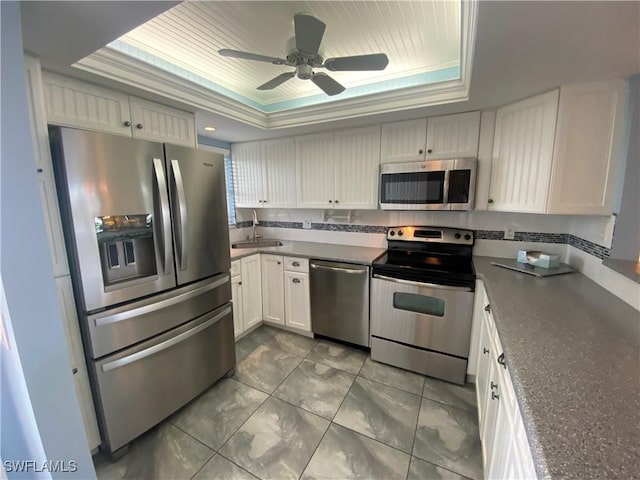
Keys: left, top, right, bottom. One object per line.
{"left": 373, "top": 274, "right": 473, "bottom": 292}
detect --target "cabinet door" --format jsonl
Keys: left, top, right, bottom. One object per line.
{"left": 232, "top": 141, "right": 265, "bottom": 208}
{"left": 476, "top": 311, "right": 491, "bottom": 434}
{"left": 380, "top": 118, "right": 427, "bottom": 163}
{"left": 426, "top": 111, "right": 481, "bottom": 159}
{"left": 296, "top": 132, "right": 335, "bottom": 208}
{"left": 129, "top": 97, "right": 196, "bottom": 147}
{"left": 231, "top": 274, "right": 244, "bottom": 339}
{"left": 481, "top": 357, "right": 501, "bottom": 471}
{"left": 240, "top": 254, "right": 262, "bottom": 330}
{"left": 489, "top": 90, "right": 559, "bottom": 213}
{"left": 334, "top": 125, "right": 381, "bottom": 209}
{"left": 42, "top": 72, "right": 132, "bottom": 136}
{"left": 547, "top": 80, "right": 627, "bottom": 215}
{"left": 261, "top": 255, "right": 285, "bottom": 325}
{"left": 284, "top": 271, "right": 311, "bottom": 332}
{"left": 25, "top": 57, "right": 70, "bottom": 277}
{"left": 262, "top": 138, "right": 297, "bottom": 208}
{"left": 55, "top": 276, "right": 101, "bottom": 450}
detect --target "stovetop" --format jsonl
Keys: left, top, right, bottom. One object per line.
{"left": 372, "top": 226, "right": 476, "bottom": 288}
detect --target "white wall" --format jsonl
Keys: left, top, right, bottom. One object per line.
{"left": 1, "top": 3, "right": 95, "bottom": 477}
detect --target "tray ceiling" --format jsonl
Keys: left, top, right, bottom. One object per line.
{"left": 75, "top": 0, "right": 475, "bottom": 128}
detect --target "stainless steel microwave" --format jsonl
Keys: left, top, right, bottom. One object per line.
{"left": 379, "top": 158, "right": 477, "bottom": 211}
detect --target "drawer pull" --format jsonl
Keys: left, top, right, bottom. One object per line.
{"left": 490, "top": 381, "right": 498, "bottom": 390}
{"left": 497, "top": 353, "right": 507, "bottom": 369}
{"left": 492, "top": 391, "right": 500, "bottom": 401}
{"left": 483, "top": 347, "right": 489, "bottom": 355}
{"left": 292, "top": 261, "right": 300, "bottom": 267}
{"left": 292, "top": 278, "right": 301, "bottom": 284}
{"left": 484, "top": 304, "right": 491, "bottom": 313}
{"left": 72, "top": 368, "right": 78, "bottom": 375}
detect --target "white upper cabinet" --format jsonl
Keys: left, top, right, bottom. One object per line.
{"left": 547, "top": 80, "right": 627, "bottom": 215}
{"left": 381, "top": 113, "right": 481, "bottom": 164}
{"left": 129, "top": 97, "right": 196, "bottom": 147}
{"left": 43, "top": 71, "right": 132, "bottom": 136}
{"left": 42, "top": 72, "right": 196, "bottom": 146}
{"left": 489, "top": 90, "right": 559, "bottom": 213}
{"left": 296, "top": 132, "right": 336, "bottom": 208}
{"left": 262, "top": 138, "right": 296, "bottom": 208}
{"left": 334, "top": 125, "right": 381, "bottom": 209}
{"left": 381, "top": 118, "right": 427, "bottom": 163}
{"left": 426, "top": 111, "right": 481, "bottom": 159}
{"left": 489, "top": 79, "right": 627, "bottom": 215}
{"left": 232, "top": 141, "right": 264, "bottom": 208}
{"left": 233, "top": 138, "right": 296, "bottom": 208}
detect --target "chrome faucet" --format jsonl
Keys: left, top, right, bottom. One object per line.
{"left": 252, "top": 209, "right": 259, "bottom": 242}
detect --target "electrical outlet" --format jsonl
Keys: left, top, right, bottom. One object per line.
{"left": 302, "top": 219, "right": 312, "bottom": 229}
{"left": 504, "top": 226, "right": 516, "bottom": 240}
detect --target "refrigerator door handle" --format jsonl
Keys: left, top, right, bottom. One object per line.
{"left": 101, "top": 305, "right": 232, "bottom": 372}
{"left": 93, "top": 275, "right": 230, "bottom": 327}
{"left": 171, "top": 159, "right": 189, "bottom": 271}
{"left": 153, "top": 158, "right": 172, "bottom": 274}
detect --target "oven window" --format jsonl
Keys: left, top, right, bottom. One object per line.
{"left": 381, "top": 171, "right": 445, "bottom": 204}
{"left": 393, "top": 292, "right": 445, "bottom": 317}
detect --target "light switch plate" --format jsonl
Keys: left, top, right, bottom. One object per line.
{"left": 302, "top": 219, "right": 312, "bottom": 229}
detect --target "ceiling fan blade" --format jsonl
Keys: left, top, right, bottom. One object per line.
{"left": 294, "top": 13, "right": 326, "bottom": 55}
{"left": 257, "top": 72, "right": 296, "bottom": 90}
{"left": 324, "top": 53, "right": 389, "bottom": 71}
{"left": 219, "top": 49, "right": 285, "bottom": 65}
{"left": 311, "top": 73, "right": 345, "bottom": 96}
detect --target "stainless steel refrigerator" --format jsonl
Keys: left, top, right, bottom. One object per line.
{"left": 50, "top": 126, "right": 235, "bottom": 455}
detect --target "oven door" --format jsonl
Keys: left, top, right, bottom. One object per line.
{"left": 370, "top": 274, "right": 474, "bottom": 358}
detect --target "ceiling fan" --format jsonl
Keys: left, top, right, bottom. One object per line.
{"left": 218, "top": 13, "right": 389, "bottom": 96}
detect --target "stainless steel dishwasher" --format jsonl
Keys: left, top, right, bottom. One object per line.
{"left": 309, "top": 260, "right": 370, "bottom": 347}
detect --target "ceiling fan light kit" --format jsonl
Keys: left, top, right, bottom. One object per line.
{"left": 218, "top": 13, "right": 389, "bottom": 96}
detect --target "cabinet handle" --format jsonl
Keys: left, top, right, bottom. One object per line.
{"left": 335, "top": 200, "right": 339, "bottom": 204}
{"left": 136, "top": 123, "right": 144, "bottom": 129}
{"left": 490, "top": 381, "right": 498, "bottom": 390}
{"left": 277, "top": 261, "right": 281, "bottom": 265}
{"left": 292, "top": 261, "right": 300, "bottom": 267}
{"left": 427, "top": 148, "right": 433, "bottom": 154}
{"left": 263, "top": 200, "right": 268, "bottom": 203}
{"left": 418, "top": 149, "right": 424, "bottom": 154}
{"left": 483, "top": 347, "right": 489, "bottom": 354}
{"left": 292, "top": 278, "right": 301, "bottom": 284}
{"left": 238, "top": 281, "right": 242, "bottom": 285}
{"left": 492, "top": 391, "right": 500, "bottom": 401}
{"left": 488, "top": 199, "right": 494, "bottom": 204}
{"left": 329, "top": 200, "right": 333, "bottom": 203}
{"left": 36, "top": 168, "right": 43, "bottom": 173}
{"left": 497, "top": 353, "right": 507, "bottom": 369}
{"left": 123, "top": 120, "right": 131, "bottom": 127}
{"left": 72, "top": 368, "right": 78, "bottom": 375}
{"left": 484, "top": 304, "right": 491, "bottom": 313}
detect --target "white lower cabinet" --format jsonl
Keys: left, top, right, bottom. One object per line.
{"left": 473, "top": 281, "right": 537, "bottom": 479}
{"left": 55, "top": 276, "right": 101, "bottom": 451}
{"left": 284, "top": 271, "right": 311, "bottom": 332}
{"left": 261, "top": 255, "right": 285, "bottom": 325}
{"left": 231, "top": 255, "right": 263, "bottom": 337}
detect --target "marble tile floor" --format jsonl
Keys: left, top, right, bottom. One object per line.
{"left": 94, "top": 325, "right": 482, "bottom": 480}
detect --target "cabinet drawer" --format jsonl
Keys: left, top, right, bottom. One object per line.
{"left": 284, "top": 257, "right": 309, "bottom": 272}
{"left": 230, "top": 260, "right": 241, "bottom": 277}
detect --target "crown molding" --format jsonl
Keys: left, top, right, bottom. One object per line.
{"left": 74, "top": 0, "right": 478, "bottom": 130}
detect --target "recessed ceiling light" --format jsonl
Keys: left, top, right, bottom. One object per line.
{"left": 203, "top": 126, "right": 217, "bottom": 132}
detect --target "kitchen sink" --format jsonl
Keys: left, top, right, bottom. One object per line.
{"left": 231, "top": 239, "right": 283, "bottom": 249}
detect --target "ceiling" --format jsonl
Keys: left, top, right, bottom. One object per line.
{"left": 115, "top": 1, "right": 461, "bottom": 110}
{"left": 20, "top": 1, "right": 640, "bottom": 144}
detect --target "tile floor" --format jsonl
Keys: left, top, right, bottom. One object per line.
{"left": 94, "top": 326, "right": 482, "bottom": 480}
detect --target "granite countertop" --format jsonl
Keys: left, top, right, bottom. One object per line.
{"left": 474, "top": 256, "right": 640, "bottom": 479}
{"left": 229, "top": 240, "right": 386, "bottom": 265}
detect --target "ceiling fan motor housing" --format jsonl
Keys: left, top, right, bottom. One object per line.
{"left": 296, "top": 64, "right": 313, "bottom": 80}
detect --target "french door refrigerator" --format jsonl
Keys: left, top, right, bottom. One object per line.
{"left": 50, "top": 126, "right": 235, "bottom": 455}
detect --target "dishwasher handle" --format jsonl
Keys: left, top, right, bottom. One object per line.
{"left": 310, "top": 261, "right": 368, "bottom": 275}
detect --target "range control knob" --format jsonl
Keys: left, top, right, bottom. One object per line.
{"left": 389, "top": 230, "right": 396, "bottom": 236}
{"left": 454, "top": 233, "right": 461, "bottom": 239}
{"left": 398, "top": 230, "right": 404, "bottom": 237}
{"left": 464, "top": 234, "right": 471, "bottom": 241}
